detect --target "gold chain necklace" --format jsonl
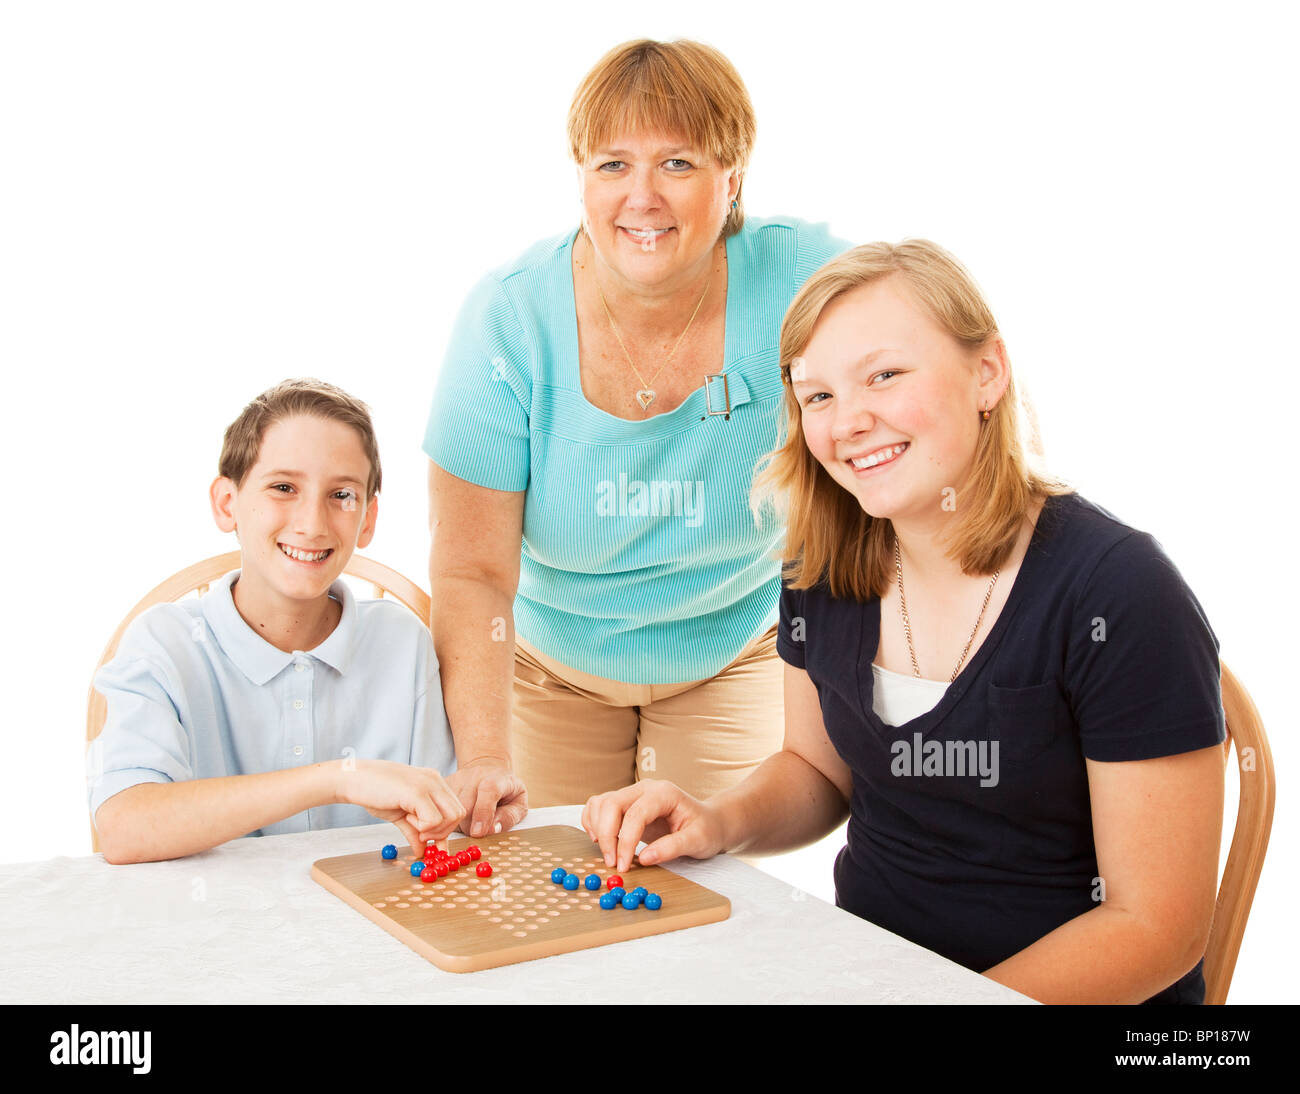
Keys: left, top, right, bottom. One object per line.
{"left": 594, "top": 250, "right": 713, "bottom": 413}
{"left": 894, "top": 537, "right": 1000, "bottom": 683}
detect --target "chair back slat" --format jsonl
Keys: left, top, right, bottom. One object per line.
{"left": 1203, "top": 663, "right": 1276, "bottom": 1004}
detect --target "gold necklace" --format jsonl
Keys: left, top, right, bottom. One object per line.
{"left": 894, "top": 537, "right": 1001, "bottom": 683}
{"left": 594, "top": 247, "right": 713, "bottom": 413}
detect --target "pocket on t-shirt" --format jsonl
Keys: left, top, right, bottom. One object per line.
{"left": 986, "top": 680, "right": 1074, "bottom": 765}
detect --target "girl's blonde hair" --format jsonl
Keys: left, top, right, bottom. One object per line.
{"left": 756, "top": 240, "right": 1068, "bottom": 600}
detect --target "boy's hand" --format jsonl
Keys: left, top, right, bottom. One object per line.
{"left": 335, "top": 760, "right": 466, "bottom": 856}
{"left": 581, "top": 780, "right": 726, "bottom": 875}
{"left": 446, "top": 758, "right": 528, "bottom": 839}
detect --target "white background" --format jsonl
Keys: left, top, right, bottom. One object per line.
{"left": 1, "top": 1, "right": 1294, "bottom": 1003}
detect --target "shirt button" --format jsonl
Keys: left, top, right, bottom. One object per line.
{"left": 293, "top": 699, "right": 304, "bottom": 710}
{"left": 295, "top": 663, "right": 306, "bottom": 673}
{"left": 292, "top": 745, "right": 304, "bottom": 757}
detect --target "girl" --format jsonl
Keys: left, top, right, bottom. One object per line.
{"left": 581, "top": 240, "right": 1226, "bottom": 1004}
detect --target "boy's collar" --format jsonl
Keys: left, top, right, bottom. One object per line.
{"left": 201, "top": 570, "right": 358, "bottom": 684}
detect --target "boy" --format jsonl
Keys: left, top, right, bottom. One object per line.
{"left": 89, "top": 378, "right": 463, "bottom": 863}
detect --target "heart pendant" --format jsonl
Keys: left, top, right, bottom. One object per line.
{"left": 635, "top": 389, "right": 656, "bottom": 410}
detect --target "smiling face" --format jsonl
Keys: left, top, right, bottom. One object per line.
{"left": 791, "top": 274, "right": 1008, "bottom": 532}
{"left": 578, "top": 131, "right": 739, "bottom": 295}
{"left": 210, "top": 414, "right": 378, "bottom": 615}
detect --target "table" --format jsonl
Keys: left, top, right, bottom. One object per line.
{"left": 1, "top": 807, "right": 1033, "bottom": 1003}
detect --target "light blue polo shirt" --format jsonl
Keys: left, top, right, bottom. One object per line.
{"left": 88, "top": 571, "right": 455, "bottom": 835}
{"left": 424, "top": 216, "right": 851, "bottom": 684}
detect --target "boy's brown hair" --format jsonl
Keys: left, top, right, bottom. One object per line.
{"left": 219, "top": 378, "right": 382, "bottom": 500}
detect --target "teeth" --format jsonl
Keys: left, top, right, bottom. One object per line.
{"left": 850, "top": 444, "right": 907, "bottom": 469}
{"left": 279, "top": 545, "right": 331, "bottom": 562}
{"left": 625, "top": 227, "right": 669, "bottom": 238}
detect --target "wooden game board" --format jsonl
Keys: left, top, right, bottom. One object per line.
{"left": 311, "top": 825, "right": 731, "bottom": 972}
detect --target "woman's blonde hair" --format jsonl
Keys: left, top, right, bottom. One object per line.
{"left": 567, "top": 39, "right": 756, "bottom": 237}
{"left": 756, "top": 240, "right": 1068, "bottom": 600}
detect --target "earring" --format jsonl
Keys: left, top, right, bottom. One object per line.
{"left": 981, "top": 407, "right": 991, "bottom": 421}
{"left": 731, "top": 199, "right": 738, "bottom": 210}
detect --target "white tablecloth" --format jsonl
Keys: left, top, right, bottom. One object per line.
{"left": 1, "top": 807, "right": 1033, "bottom": 1003}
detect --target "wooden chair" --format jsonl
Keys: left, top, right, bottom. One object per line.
{"left": 84, "top": 552, "right": 431, "bottom": 850}
{"left": 1203, "top": 662, "right": 1276, "bottom": 1004}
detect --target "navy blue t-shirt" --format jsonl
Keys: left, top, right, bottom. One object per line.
{"left": 776, "top": 493, "right": 1225, "bottom": 1004}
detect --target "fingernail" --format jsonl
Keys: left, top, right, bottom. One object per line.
{"left": 494, "top": 822, "right": 503, "bottom": 834}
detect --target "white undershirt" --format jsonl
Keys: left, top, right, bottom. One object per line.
{"left": 871, "top": 663, "right": 950, "bottom": 727}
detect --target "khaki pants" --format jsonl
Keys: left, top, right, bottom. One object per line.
{"left": 512, "top": 625, "right": 784, "bottom": 806}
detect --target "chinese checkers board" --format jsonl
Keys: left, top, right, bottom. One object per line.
{"left": 311, "top": 824, "right": 731, "bottom": 973}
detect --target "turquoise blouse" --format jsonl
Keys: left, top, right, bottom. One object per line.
{"left": 424, "top": 217, "right": 850, "bottom": 684}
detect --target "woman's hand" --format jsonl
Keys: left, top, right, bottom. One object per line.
{"left": 582, "top": 780, "right": 728, "bottom": 874}
{"left": 447, "top": 757, "right": 529, "bottom": 839}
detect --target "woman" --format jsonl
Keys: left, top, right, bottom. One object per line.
{"left": 582, "top": 240, "right": 1226, "bottom": 1004}
{"left": 425, "top": 39, "right": 850, "bottom": 835}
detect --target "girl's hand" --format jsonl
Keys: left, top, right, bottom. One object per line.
{"left": 581, "top": 780, "right": 727, "bottom": 874}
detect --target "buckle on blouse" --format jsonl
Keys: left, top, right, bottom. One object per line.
{"left": 702, "top": 373, "right": 731, "bottom": 421}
